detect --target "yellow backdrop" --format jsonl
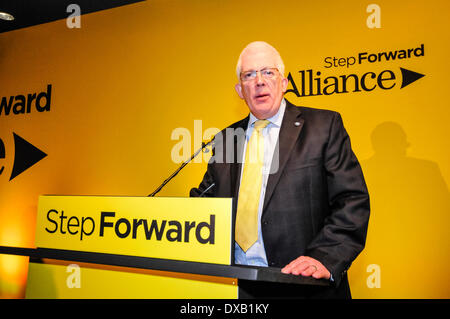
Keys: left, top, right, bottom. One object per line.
{"left": 0, "top": 0, "right": 449, "bottom": 298}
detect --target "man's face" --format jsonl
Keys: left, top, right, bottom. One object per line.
{"left": 235, "top": 47, "right": 288, "bottom": 119}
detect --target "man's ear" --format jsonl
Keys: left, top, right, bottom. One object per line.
{"left": 281, "top": 77, "right": 289, "bottom": 93}
{"left": 235, "top": 83, "right": 244, "bottom": 99}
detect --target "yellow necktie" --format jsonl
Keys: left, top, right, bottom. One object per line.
{"left": 235, "top": 119, "right": 270, "bottom": 252}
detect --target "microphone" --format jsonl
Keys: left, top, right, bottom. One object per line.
{"left": 199, "top": 182, "right": 215, "bottom": 197}
{"left": 148, "top": 138, "right": 214, "bottom": 197}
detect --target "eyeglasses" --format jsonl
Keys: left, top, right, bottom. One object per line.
{"left": 240, "top": 67, "right": 279, "bottom": 82}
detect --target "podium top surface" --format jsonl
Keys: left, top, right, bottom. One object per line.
{"left": 1, "top": 245, "right": 329, "bottom": 287}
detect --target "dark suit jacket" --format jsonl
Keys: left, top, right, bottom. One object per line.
{"left": 190, "top": 100, "right": 370, "bottom": 298}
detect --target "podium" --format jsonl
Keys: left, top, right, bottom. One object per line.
{"left": 1, "top": 196, "right": 329, "bottom": 298}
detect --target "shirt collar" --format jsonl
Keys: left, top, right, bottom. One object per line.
{"left": 248, "top": 98, "right": 286, "bottom": 128}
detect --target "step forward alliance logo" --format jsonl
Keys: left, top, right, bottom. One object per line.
{"left": 286, "top": 43, "right": 426, "bottom": 97}
{"left": 286, "top": 67, "right": 426, "bottom": 97}
{"left": 0, "top": 133, "right": 47, "bottom": 181}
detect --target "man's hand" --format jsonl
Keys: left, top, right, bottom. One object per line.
{"left": 281, "top": 256, "right": 331, "bottom": 280}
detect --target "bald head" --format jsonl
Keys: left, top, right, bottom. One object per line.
{"left": 236, "top": 41, "right": 285, "bottom": 81}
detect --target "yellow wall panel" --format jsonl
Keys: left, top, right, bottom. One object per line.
{"left": 1, "top": 0, "right": 449, "bottom": 298}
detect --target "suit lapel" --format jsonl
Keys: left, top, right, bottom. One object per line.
{"left": 263, "top": 101, "right": 304, "bottom": 213}
{"left": 228, "top": 102, "right": 304, "bottom": 214}
{"left": 230, "top": 116, "right": 249, "bottom": 200}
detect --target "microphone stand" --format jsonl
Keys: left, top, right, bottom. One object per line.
{"left": 148, "top": 139, "right": 214, "bottom": 197}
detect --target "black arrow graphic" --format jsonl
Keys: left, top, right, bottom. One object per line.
{"left": 9, "top": 133, "right": 47, "bottom": 181}
{"left": 400, "top": 68, "right": 425, "bottom": 89}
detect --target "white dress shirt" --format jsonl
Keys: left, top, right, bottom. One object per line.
{"left": 234, "top": 99, "right": 286, "bottom": 266}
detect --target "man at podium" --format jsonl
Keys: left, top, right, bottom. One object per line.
{"left": 191, "top": 41, "right": 370, "bottom": 299}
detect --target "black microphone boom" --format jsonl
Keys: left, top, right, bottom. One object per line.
{"left": 199, "top": 182, "right": 215, "bottom": 197}
{"left": 148, "top": 138, "right": 214, "bottom": 197}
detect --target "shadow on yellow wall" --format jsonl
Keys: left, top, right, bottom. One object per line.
{"left": 350, "top": 122, "right": 450, "bottom": 298}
